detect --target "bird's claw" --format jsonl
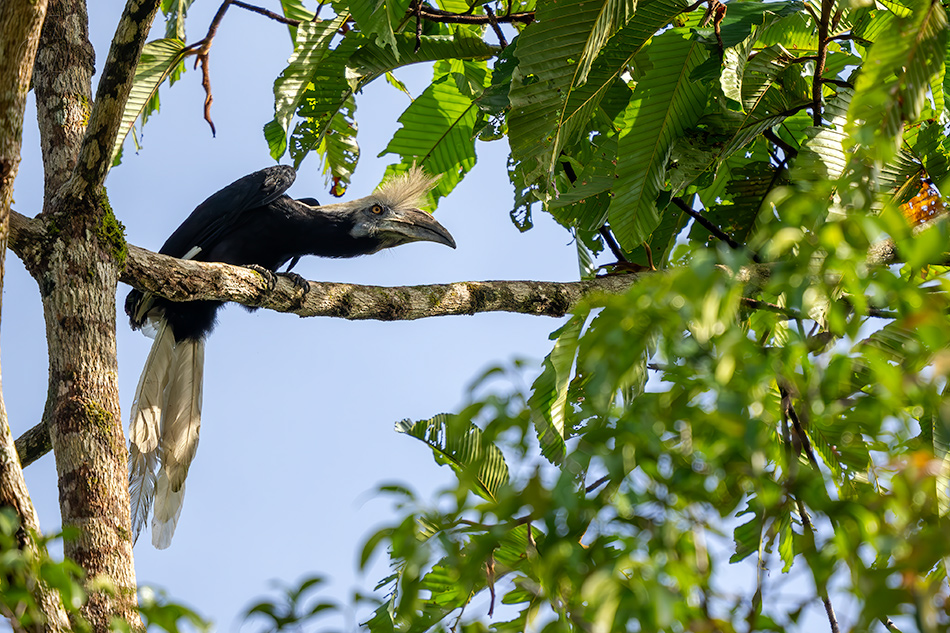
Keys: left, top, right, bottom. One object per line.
{"left": 245, "top": 264, "right": 278, "bottom": 291}
{"left": 281, "top": 272, "right": 311, "bottom": 294}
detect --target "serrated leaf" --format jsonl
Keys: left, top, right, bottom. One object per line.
{"left": 111, "top": 38, "right": 187, "bottom": 165}
{"left": 794, "top": 89, "right": 853, "bottom": 183}
{"left": 777, "top": 509, "right": 795, "bottom": 572}
{"left": 608, "top": 30, "right": 709, "bottom": 250}
{"left": 396, "top": 414, "right": 510, "bottom": 501}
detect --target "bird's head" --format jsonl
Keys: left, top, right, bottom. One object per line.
{"left": 339, "top": 168, "right": 456, "bottom": 252}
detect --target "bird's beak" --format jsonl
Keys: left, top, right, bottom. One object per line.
{"left": 380, "top": 208, "right": 457, "bottom": 249}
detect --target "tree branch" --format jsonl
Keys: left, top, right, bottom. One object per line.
{"left": 812, "top": 0, "right": 833, "bottom": 126}
{"left": 120, "top": 243, "right": 642, "bottom": 321}
{"left": 65, "top": 0, "right": 162, "bottom": 197}
{"left": 416, "top": 3, "right": 534, "bottom": 26}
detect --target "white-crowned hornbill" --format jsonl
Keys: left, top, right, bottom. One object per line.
{"left": 126, "top": 166, "right": 455, "bottom": 548}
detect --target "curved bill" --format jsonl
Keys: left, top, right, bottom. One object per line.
{"left": 379, "top": 208, "right": 457, "bottom": 249}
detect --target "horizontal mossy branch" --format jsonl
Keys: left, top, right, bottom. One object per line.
{"left": 120, "top": 243, "right": 641, "bottom": 320}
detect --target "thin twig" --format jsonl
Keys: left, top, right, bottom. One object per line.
{"left": 484, "top": 6, "right": 508, "bottom": 48}
{"left": 230, "top": 0, "right": 301, "bottom": 25}
{"left": 671, "top": 197, "right": 743, "bottom": 251}
{"left": 190, "top": 0, "right": 233, "bottom": 135}
{"left": 486, "top": 553, "right": 496, "bottom": 616}
{"left": 780, "top": 386, "right": 820, "bottom": 469}
{"left": 643, "top": 241, "right": 655, "bottom": 270}
{"left": 198, "top": 55, "right": 215, "bottom": 136}
{"left": 740, "top": 297, "right": 800, "bottom": 319}
{"left": 413, "top": 0, "right": 423, "bottom": 51}
{"left": 812, "top": 0, "right": 833, "bottom": 125}
{"left": 779, "top": 383, "right": 840, "bottom": 633}
{"left": 821, "top": 78, "right": 854, "bottom": 89}
{"left": 599, "top": 225, "right": 627, "bottom": 262}
{"left": 763, "top": 129, "right": 798, "bottom": 159}
{"left": 416, "top": 3, "right": 534, "bottom": 25}
{"left": 710, "top": 0, "right": 727, "bottom": 59}
{"left": 585, "top": 475, "right": 610, "bottom": 493}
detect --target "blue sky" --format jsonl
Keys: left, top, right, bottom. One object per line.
{"left": 5, "top": 3, "right": 579, "bottom": 628}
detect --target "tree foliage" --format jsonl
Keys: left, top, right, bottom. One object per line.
{"left": 8, "top": 0, "right": 950, "bottom": 629}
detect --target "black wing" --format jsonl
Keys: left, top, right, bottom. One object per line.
{"left": 159, "top": 165, "right": 296, "bottom": 259}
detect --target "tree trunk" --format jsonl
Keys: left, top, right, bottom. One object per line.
{"left": 0, "top": 0, "right": 71, "bottom": 630}
{"left": 19, "top": 0, "right": 160, "bottom": 627}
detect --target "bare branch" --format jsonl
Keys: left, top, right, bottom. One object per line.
{"left": 230, "top": 0, "right": 300, "bottom": 25}
{"left": 120, "top": 243, "right": 642, "bottom": 321}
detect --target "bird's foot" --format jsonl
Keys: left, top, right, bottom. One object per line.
{"left": 245, "top": 264, "right": 278, "bottom": 290}
{"left": 280, "top": 272, "right": 311, "bottom": 294}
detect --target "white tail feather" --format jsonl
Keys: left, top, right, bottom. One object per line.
{"left": 128, "top": 443, "right": 158, "bottom": 544}
{"left": 128, "top": 319, "right": 205, "bottom": 548}
{"left": 152, "top": 470, "right": 186, "bottom": 549}
{"left": 161, "top": 339, "right": 204, "bottom": 491}
{"left": 129, "top": 320, "right": 176, "bottom": 543}
{"left": 130, "top": 320, "right": 175, "bottom": 453}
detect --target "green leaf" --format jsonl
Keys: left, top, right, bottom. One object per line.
{"left": 315, "top": 96, "right": 360, "bottom": 192}
{"left": 509, "top": 0, "right": 689, "bottom": 193}
{"left": 847, "top": 0, "right": 948, "bottom": 158}
{"left": 730, "top": 507, "right": 763, "bottom": 563}
{"left": 381, "top": 60, "right": 489, "bottom": 202}
{"left": 161, "top": 0, "right": 194, "bottom": 41}
{"left": 777, "top": 509, "right": 795, "bottom": 572}
{"left": 291, "top": 32, "right": 497, "bottom": 168}
{"left": 350, "top": 0, "right": 412, "bottom": 57}
{"left": 528, "top": 313, "right": 588, "bottom": 465}
{"left": 794, "top": 89, "right": 853, "bottom": 184}
{"left": 933, "top": 390, "right": 950, "bottom": 517}
{"left": 608, "top": 29, "right": 709, "bottom": 249}
{"left": 575, "top": 0, "right": 638, "bottom": 86}
{"left": 395, "top": 413, "right": 510, "bottom": 501}
{"left": 279, "top": 0, "right": 316, "bottom": 42}
{"left": 111, "top": 38, "right": 187, "bottom": 165}
{"left": 266, "top": 15, "right": 349, "bottom": 161}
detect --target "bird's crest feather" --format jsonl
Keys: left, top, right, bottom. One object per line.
{"left": 372, "top": 167, "right": 439, "bottom": 212}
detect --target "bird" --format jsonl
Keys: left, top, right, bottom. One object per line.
{"left": 125, "top": 166, "right": 455, "bottom": 548}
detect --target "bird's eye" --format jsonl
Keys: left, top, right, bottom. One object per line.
{"left": 371, "top": 204, "right": 383, "bottom": 214}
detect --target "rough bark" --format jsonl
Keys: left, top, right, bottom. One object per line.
{"left": 26, "top": 0, "right": 161, "bottom": 628}
{"left": 0, "top": 0, "right": 71, "bottom": 630}
{"left": 32, "top": 0, "right": 95, "bottom": 204}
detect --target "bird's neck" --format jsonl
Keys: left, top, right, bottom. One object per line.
{"left": 289, "top": 202, "right": 379, "bottom": 258}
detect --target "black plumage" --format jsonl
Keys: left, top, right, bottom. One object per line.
{"left": 126, "top": 166, "right": 454, "bottom": 548}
